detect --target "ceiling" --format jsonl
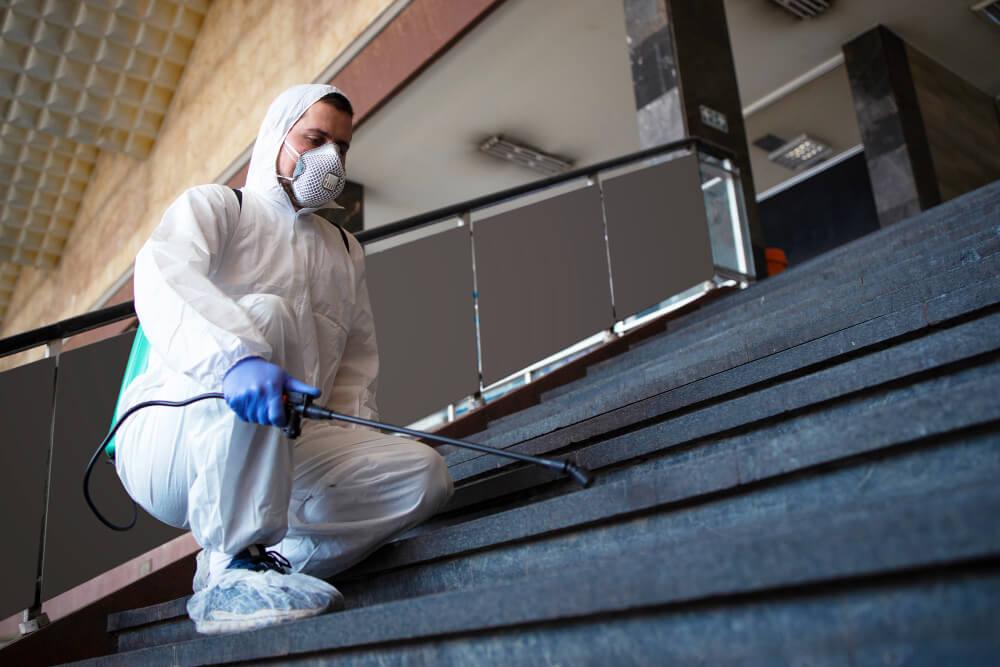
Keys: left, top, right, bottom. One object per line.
{"left": 349, "top": 0, "right": 1000, "bottom": 230}
{"left": 348, "top": 0, "right": 640, "bottom": 229}
{"left": 728, "top": 0, "right": 1000, "bottom": 108}
{"left": 0, "top": 0, "right": 209, "bottom": 322}
{"left": 744, "top": 62, "right": 861, "bottom": 194}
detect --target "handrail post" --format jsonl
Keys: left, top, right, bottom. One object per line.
{"left": 465, "top": 211, "right": 486, "bottom": 397}
{"left": 19, "top": 339, "right": 61, "bottom": 636}
{"left": 593, "top": 171, "right": 618, "bottom": 327}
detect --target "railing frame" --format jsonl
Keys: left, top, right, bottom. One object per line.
{"left": 0, "top": 137, "right": 735, "bottom": 359}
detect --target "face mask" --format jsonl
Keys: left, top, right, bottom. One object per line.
{"left": 278, "top": 140, "right": 346, "bottom": 208}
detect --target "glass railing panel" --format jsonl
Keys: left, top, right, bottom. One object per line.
{"left": 700, "top": 155, "right": 755, "bottom": 278}
{"left": 472, "top": 182, "right": 615, "bottom": 386}
{"left": 366, "top": 221, "right": 479, "bottom": 426}
{"left": 600, "top": 151, "right": 716, "bottom": 320}
{"left": 41, "top": 334, "right": 183, "bottom": 601}
{"left": 0, "top": 357, "right": 55, "bottom": 620}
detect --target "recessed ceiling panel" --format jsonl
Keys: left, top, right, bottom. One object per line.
{"left": 0, "top": 0, "right": 209, "bottom": 323}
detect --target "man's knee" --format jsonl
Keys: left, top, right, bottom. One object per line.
{"left": 414, "top": 445, "right": 454, "bottom": 517}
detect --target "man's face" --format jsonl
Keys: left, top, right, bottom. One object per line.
{"left": 277, "top": 100, "right": 353, "bottom": 181}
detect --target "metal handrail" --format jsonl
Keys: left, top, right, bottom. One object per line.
{"left": 356, "top": 137, "right": 733, "bottom": 243}
{"left": 0, "top": 301, "right": 137, "bottom": 358}
{"left": 0, "top": 137, "right": 734, "bottom": 358}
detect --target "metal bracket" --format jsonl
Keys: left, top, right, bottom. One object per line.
{"left": 18, "top": 608, "right": 50, "bottom": 636}
{"left": 20, "top": 338, "right": 63, "bottom": 639}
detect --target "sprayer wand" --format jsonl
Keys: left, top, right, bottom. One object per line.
{"left": 283, "top": 391, "right": 594, "bottom": 487}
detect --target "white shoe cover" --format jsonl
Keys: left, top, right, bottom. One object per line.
{"left": 187, "top": 568, "right": 343, "bottom": 635}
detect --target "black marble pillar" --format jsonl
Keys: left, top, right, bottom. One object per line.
{"left": 843, "top": 27, "right": 940, "bottom": 227}
{"left": 623, "top": 0, "right": 765, "bottom": 280}
{"left": 844, "top": 26, "right": 1000, "bottom": 227}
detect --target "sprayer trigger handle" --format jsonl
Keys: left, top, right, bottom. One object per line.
{"left": 282, "top": 391, "right": 307, "bottom": 440}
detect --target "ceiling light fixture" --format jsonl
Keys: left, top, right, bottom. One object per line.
{"left": 479, "top": 135, "right": 574, "bottom": 176}
{"left": 770, "top": 0, "right": 833, "bottom": 19}
{"left": 755, "top": 133, "right": 834, "bottom": 171}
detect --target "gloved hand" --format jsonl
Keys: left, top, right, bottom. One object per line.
{"left": 222, "top": 356, "right": 321, "bottom": 427}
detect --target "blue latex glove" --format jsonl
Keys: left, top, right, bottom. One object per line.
{"left": 222, "top": 356, "right": 321, "bottom": 427}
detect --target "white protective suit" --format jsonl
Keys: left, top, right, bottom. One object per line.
{"left": 115, "top": 84, "right": 454, "bottom": 580}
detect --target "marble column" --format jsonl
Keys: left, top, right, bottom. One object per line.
{"left": 844, "top": 26, "right": 1000, "bottom": 227}
{"left": 623, "top": 0, "right": 765, "bottom": 279}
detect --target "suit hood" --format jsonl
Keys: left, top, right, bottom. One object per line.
{"left": 244, "top": 83, "right": 350, "bottom": 209}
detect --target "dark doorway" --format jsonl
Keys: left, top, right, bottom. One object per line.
{"left": 758, "top": 151, "right": 880, "bottom": 266}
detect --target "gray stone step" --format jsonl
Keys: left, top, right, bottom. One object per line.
{"left": 72, "top": 463, "right": 1000, "bottom": 665}
{"left": 447, "top": 290, "right": 1000, "bottom": 488}
{"left": 103, "top": 347, "right": 1000, "bottom": 653}
{"left": 420, "top": 354, "right": 997, "bottom": 567}
{"left": 455, "top": 233, "right": 1000, "bottom": 457}
{"left": 368, "top": 348, "right": 1000, "bottom": 577}
{"left": 340, "top": 431, "right": 1000, "bottom": 609}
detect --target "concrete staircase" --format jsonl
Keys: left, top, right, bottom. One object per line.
{"left": 63, "top": 181, "right": 1000, "bottom": 665}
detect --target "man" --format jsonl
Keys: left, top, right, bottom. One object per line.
{"left": 114, "top": 84, "right": 454, "bottom": 635}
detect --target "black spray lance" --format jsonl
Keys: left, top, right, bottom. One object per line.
{"left": 85, "top": 391, "right": 594, "bottom": 531}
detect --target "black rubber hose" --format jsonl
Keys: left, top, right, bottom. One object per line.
{"left": 83, "top": 392, "right": 224, "bottom": 531}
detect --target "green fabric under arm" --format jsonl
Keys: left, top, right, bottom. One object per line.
{"left": 105, "top": 324, "right": 151, "bottom": 459}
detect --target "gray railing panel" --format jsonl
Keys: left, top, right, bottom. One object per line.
{"left": 474, "top": 186, "right": 614, "bottom": 385}
{"left": 602, "top": 154, "right": 715, "bottom": 318}
{"left": 366, "top": 226, "right": 478, "bottom": 425}
{"left": 41, "top": 333, "right": 183, "bottom": 600}
{"left": 0, "top": 356, "right": 55, "bottom": 619}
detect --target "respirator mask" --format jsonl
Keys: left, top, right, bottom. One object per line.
{"left": 278, "top": 141, "right": 346, "bottom": 208}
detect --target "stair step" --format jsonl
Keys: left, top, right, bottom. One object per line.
{"left": 341, "top": 431, "right": 1000, "bottom": 609}
{"left": 444, "top": 352, "right": 998, "bottom": 552}
{"left": 445, "top": 289, "right": 1000, "bottom": 500}
{"left": 457, "top": 267, "right": 1000, "bottom": 489}
{"left": 479, "top": 246, "right": 999, "bottom": 450}
{"left": 375, "top": 351, "right": 1000, "bottom": 578}
{"left": 672, "top": 180, "right": 1000, "bottom": 332}
{"left": 104, "top": 349, "right": 1000, "bottom": 653}
{"left": 75, "top": 470, "right": 1000, "bottom": 665}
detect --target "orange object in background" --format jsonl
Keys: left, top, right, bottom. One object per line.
{"left": 766, "top": 248, "right": 788, "bottom": 276}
